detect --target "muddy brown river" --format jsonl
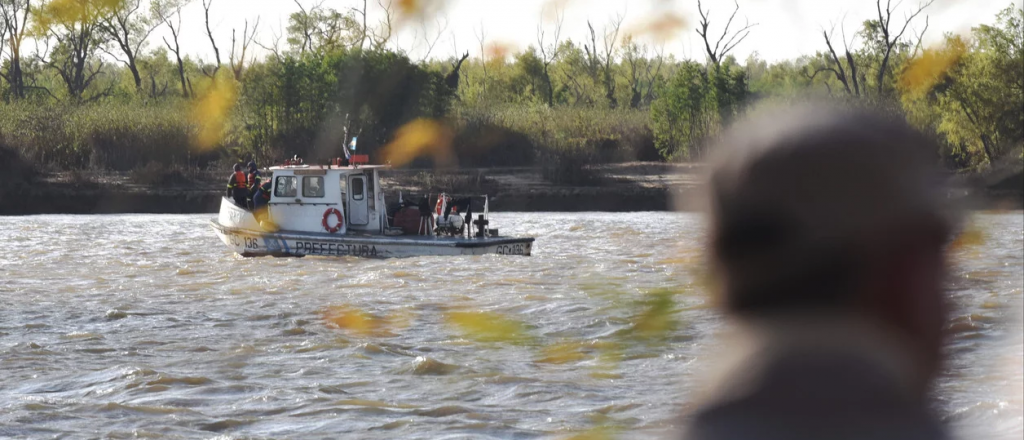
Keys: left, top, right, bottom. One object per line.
{"left": 1, "top": 213, "right": 1021, "bottom": 439}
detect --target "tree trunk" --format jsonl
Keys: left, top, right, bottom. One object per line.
{"left": 128, "top": 54, "right": 142, "bottom": 91}
{"left": 175, "top": 55, "right": 187, "bottom": 98}
{"left": 877, "top": 51, "right": 891, "bottom": 97}
{"left": 543, "top": 66, "right": 554, "bottom": 107}
{"left": 979, "top": 134, "right": 996, "bottom": 166}
{"left": 11, "top": 55, "right": 23, "bottom": 99}
{"left": 845, "top": 51, "right": 860, "bottom": 96}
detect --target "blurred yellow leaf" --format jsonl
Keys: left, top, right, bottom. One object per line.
{"left": 591, "top": 339, "right": 623, "bottom": 376}
{"left": 485, "top": 41, "right": 517, "bottom": 62}
{"left": 949, "top": 223, "right": 985, "bottom": 252}
{"left": 542, "top": 0, "right": 573, "bottom": 23}
{"left": 564, "top": 425, "right": 617, "bottom": 440}
{"left": 630, "top": 289, "right": 678, "bottom": 341}
{"left": 36, "top": 0, "right": 123, "bottom": 27}
{"left": 380, "top": 118, "right": 454, "bottom": 167}
{"left": 537, "top": 341, "right": 588, "bottom": 364}
{"left": 396, "top": 0, "right": 448, "bottom": 21}
{"left": 900, "top": 36, "right": 967, "bottom": 97}
{"left": 626, "top": 12, "right": 688, "bottom": 43}
{"left": 323, "top": 305, "right": 379, "bottom": 336}
{"left": 192, "top": 77, "right": 238, "bottom": 151}
{"left": 445, "top": 310, "right": 529, "bottom": 343}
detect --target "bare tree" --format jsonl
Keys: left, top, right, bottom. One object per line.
{"left": 156, "top": 2, "right": 189, "bottom": 97}
{"left": 201, "top": 0, "right": 221, "bottom": 77}
{"left": 584, "top": 21, "right": 599, "bottom": 79}
{"left": 909, "top": 16, "right": 930, "bottom": 59}
{"left": 0, "top": 0, "right": 30, "bottom": 99}
{"left": 349, "top": 0, "right": 367, "bottom": 50}
{"left": 816, "top": 22, "right": 856, "bottom": 96}
{"left": 696, "top": 0, "right": 757, "bottom": 67}
{"left": 536, "top": 5, "right": 565, "bottom": 106}
{"left": 416, "top": 14, "right": 448, "bottom": 61}
{"left": 474, "top": 23, "right": 487, "bottom": 88}
{"left": 841, "top": 21, "right": 862, "bottom": 96}
{"left": 581, "top": 14, "right": 623, "bottom": 107}
{"left": 254, "top": 19, "right": 285, "bottom": 61}
{"left": 873, "top": 0, "right": 933, "bottom": 96}
{"left": 370, "top": 0, "right": 394, "bottom": 50}
{"left": 643, "top": 45, "right": 665, "bottom": 105}
{"left": 229, "top": 17, "right": 259, "bottom": 81}
{"left": 98, "top": 0, "right": 157, "bottom": 91}
{"left": 600, "top": 13, "right": 622, "bottom": 107}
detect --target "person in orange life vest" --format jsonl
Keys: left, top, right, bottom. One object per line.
{"left": 226, "top": 163, "right": 248, "bottom": 208}
{"left": 246, "top": 161, "right": 262, "bottom": 209}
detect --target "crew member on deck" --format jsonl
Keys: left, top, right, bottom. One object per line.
{"left": 226, "top": 163, "right": 248, "bottom": 208}
{"left": 253, "top": 180, "right": 273, "bottom": 221}
{"left": 246, "top": 161, "right": 262, "bottom": 209}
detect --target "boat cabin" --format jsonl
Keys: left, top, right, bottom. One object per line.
{"left": 266, "top": 163, "right": 387, "bottom": 235}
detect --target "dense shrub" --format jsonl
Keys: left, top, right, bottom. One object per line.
{"left": 0, "top": 143, "right": 36, "bottom": 187}
{"left": 449, "top": 103, "right": 656, "bottom": 178}
{"left": 0, "top": 101, "right": 208, "bottom": 171}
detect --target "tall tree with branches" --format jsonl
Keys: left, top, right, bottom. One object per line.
{"left": 813, "top": 21, "right": 862, "bottom": 96}
{"left": 583, "top": 13, "right": 622, "bottom": 108}
{"left": 287, "top": 0, "right": 359, "bottom": 54}
{"left": 536, "top": 5, "right": 564, "bottom": 107}
{"left": 35, "top": 0, "right": 117, "bottom": 101}
{"left": 871, "top": 0, "right": 933, "bottom": 97}
{"left": 154, "top": 0, "right": 189, "bottom": 97}
{"left": 201, "top": 0, "right": 221, "bottom": 77}
{"left": 369, "top": 0, "right": 393, "bottom": 50}
{"left": 229, "top": 17, "right": 258, "bottom": 81}
{"left": 696, "top": 0, "right": 757, "bottom": 67}
{"left": 0, "top": 0, "right": 31, "bottom": 99}
{"left": 97, "top": 0, "right": 157, "bottom": 91}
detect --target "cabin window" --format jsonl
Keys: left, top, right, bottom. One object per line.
{"left": 275, "top": 176, "right": 297, "bottom": 197}
{"left": 351, "top": 176, "right": 364, "bottom": 200}
{"left": 302, "top": 176, "right": 325, "bottom": 198}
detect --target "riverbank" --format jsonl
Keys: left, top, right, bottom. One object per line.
{"left": 0, "top": 163, "right": 1020, "bottom": 215}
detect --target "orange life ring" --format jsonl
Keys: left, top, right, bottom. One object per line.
{"left": 322, "top": 208, "right": 344, "bottom": 233}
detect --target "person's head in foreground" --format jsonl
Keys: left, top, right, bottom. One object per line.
{"left": 682, "top": 103, "right": 955, "bottom": 440}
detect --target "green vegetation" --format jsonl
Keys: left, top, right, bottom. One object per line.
{"left": 0, "top": 0, "right": 1020, "bottom": 184}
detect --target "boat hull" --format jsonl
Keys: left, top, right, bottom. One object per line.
{"left": 210, "top": 220, "right": 533, "bottom": 258}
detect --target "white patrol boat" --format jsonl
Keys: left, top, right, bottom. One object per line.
{"left": 210, "top": 158, "right": 534, "bottom": 258}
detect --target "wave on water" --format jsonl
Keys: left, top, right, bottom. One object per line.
{"left": 401, "top": 356, "right": 462, "bottom": 376}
